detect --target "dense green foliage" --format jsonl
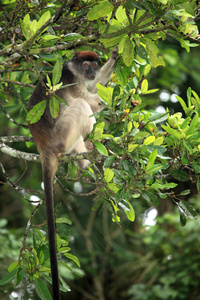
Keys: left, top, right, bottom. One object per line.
{"left": 0, "top": 0, "right": 200, "bottom": 299}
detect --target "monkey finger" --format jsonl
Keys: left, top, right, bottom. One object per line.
{"left": 111, "top": 46, "right": 118, "bottom": 59}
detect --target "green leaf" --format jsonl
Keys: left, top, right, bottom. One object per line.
{"left": 180, "top": 117, "right": 191, "bottom": 130}
{"left": 39, "top": 267, "right": 51, "bottom": 273}
{"left": 178, "top": 200, "right": 197, "bottom": 219}
{"left": 115, "top": 6, "right": 127, "bottom": 24}
{"left": 150, "top": 182, "right": 177, "bottom": 189}
{"left": 14, "top": 268, "right": 25, "bottom": 287}
{"left": 34, "top": 278, "right": 53, "bottom": 300}
{"left": 46, "top": 75, "right": 52, "bottom": 88}
{"left": 179, "top": 189, "right": 190, "bottom": 196}
{"left": 39, "top": 250, "right": 44, "bottom": 265}
{"left": 49, "top": 96, "right": 60, "bottom": 119}
{"left": 145, "top": 38, "right": 165, "bottom": 68}
{"left": 176, "top": 95, "right": 188, "bottom": 113}
{"left": 8, "top": 261, "right": 19, "bottom": 272}
{"left": 178, "top": 38, "right": 190, "bottom": 52}
{"left": 179, "top": 209, "right": 187, "bottom": 227}
{"left": 181, "top": 154, "right": 188, "bottom": 165}
{"left": 187, "top": 87, "right": 191, "bottom": 106}
{"left": 161, "top": 125, "right": 181, "bottom": 140}
{"left": 171, "top": 169, "right": 190, "bottom": 182}
{"left": 124, "top": 201, "right": 135, "bottom": 222}
{"left": 26, "top": 100, "right": 47, "bottom": 124}
{"left": 148, "top": 163, "right": 168, "bottom": 174}
{"left": 30, "top": 19, "right": 37, "bottom": 35}
{"left": 134, "top": 131, "right": 149, "bottom": 140}
{"left": 64, "top": 253, "right": 80, "bottom": 268}
{"left": 146, "top": 149, "right": 157, "bottom": 172}
{"left": 142, "top": 190, "right": 160, "bottom": 206}
{"left": 183, "top": 142, "right": 193, "bottom": 154}
{"left": 100, "top": 35, "right": 121, "bottom": 48}
{"left": 127, "top": 121, "right": 132, "bottom": 132}
{"left": 37, "top": 11, "right": 51, "bottom": 30}
{"left": 104, "top": 168, "right": 114, "bottom": 183}
{"left": 153, "top": 137, "right": 164, "bottom": 146}
{"left": 186, "top": 113, "right": 198, "bottom": 136}
{"left": 107, "top": 183, "right": 119, "bottom": 193}
{"left": 191, "top": 163, "right": 200, "bottom": 173}
{"left": 52, "top": 58, "right": 63, "bottom": 85}
{"left": 123, "top": 37, "right": 135, "bottom": 67}
{"left": 21, "top": 14, "right": 31, "bottom": 39}
{"left": 143, "top": 88, "right": 159, "bottom": 95}
{"left": 56, "top": 217, "right": 72, "bottom": 225}
{"left": 97, "top": 84, "right": 113, "bottom": 105}
{"left": 87, "top": 1, "right": 113, "bottom": 20}
{"left": 94, "top": 142, "right": 108, "bottom": 156}
{"left": 59, "top": 247, "right": 71, "bottom": 254}
{"left": 42, "top": 34, "right": 59, "bottom": 41}
{"left": 63, "top": 33, "right": 83, "bottom": 42}
{"left": 0, "top": 269, "right": 18, "bottom": 286}
{"left": 104, "top": 155, "right": 116, "bottom": 168}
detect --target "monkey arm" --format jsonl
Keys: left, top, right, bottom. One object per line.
{"left": 88, "top": 46, "right": 118, "bottom": 93}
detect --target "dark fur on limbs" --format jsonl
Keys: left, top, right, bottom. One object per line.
{"left": 28, "top": 47, "right": 118, "bottom": 300}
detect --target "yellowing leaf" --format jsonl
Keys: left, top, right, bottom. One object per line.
{"left": 127, "top": 121, "right": 132, "bottom": 132}
{"left": 141, "top": 79, "right": 148, "bottom": 93}
{"left": 104, "top": 168, "right": 114, "bottom": 183}
{"left": 128, "top": 144, "right": 138, "bottom": 152}
{"left": 154, "top": 137, "right": 164, "bottom": 146}
{"left": 87, "top": 1, "right": 113, "bottom": 20}
{"left": 107, "top": 183, "right": 119, "bottom": 193}
{"left": 143, "top": 136, "right": 155, "bottom": 145}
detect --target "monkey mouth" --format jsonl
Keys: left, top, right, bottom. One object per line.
{"left": 88, "top": 75, "right": 95, "bottom": 80}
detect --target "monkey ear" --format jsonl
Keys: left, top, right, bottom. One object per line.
{"left": 72, "top": 52, "right": 79, "bottom": 62}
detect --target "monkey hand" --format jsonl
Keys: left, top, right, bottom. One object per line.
{"left": 111, "top": 46, "right": 118, "bottom": 59}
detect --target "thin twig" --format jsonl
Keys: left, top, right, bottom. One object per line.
{"left": 18, "top": 202, "right": 42, "bottom": 266}
{"left": 0, "top": 77, "right": 35, "bottom": 88}
{"left": 0, "top": 102, "right": 29, "bottom": 129}
{"left": 0, "top": 163, "right": 41, "bottom": 203}
{"left": 56, "top": 176, "right": 99, "bottom": 196}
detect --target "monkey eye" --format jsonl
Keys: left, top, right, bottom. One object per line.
{"left": 92, "top": 61, "right": 98, "bottom": 69}
{"left": 83, "top": 61, "right": 90, "bottom": 69}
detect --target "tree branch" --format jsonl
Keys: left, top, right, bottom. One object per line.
{"left": 0, "top": 142, "right": 40, "bottom": 162}
{"left": 0, "top": 138, "right": 104, "bottom": 164}
{"left": 0, "top": 77, "right": 35, "bottom": 89}
{"left": 0, "top": 136, "right": 33, "bottom": 143}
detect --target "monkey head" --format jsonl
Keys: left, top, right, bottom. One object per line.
{"left": 71, "top": 51, "right": 100, "bottom": 81}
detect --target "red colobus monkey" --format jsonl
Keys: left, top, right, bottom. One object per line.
{"left": 28, "top": 47, "right": 118, "bottom": 300}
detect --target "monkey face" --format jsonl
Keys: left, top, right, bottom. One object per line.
{"left": 82, "top": 61, "right": 99, "bottom": 80}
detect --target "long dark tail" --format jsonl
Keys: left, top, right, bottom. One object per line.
{"left": 41, "top": 153, "right": 60, "bottom": 300}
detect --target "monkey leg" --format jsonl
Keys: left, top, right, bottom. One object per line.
{"left": 56, "top": 99, "right": 95, "bottom": 155}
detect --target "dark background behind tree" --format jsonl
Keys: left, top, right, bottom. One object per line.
{"left": 1, "top": 0, "right": 200, "bottom": 299}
